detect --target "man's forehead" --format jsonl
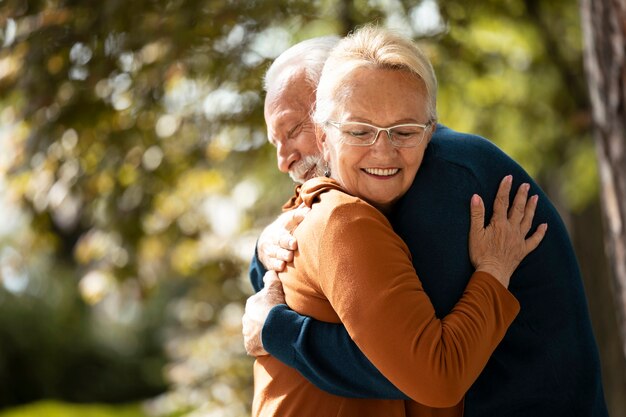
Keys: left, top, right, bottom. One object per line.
{"left": 265, "top": 87, "right": 314, "bottom": 131}
{"left": 269, "top": 107, "right": 302, "bottom": 126}
{"left": 265, "top": 67, "right": 313, "bottom": 109}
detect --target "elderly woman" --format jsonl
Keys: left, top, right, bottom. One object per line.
{"left": 252, "top": 27, "right": 547, "bottom": 417}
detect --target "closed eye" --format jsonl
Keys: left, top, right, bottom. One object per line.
{"left": 348, "top": 130, "right": 370, "bottom": 137}
{"left": 393, "top": 130, "right": 420, "bottom": 137}
{"left": 287, "top": 123, "right": 302, "bottom": 139}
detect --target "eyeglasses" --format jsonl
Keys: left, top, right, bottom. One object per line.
{"left": 325, "top": 120, "right": 433, "bottom": 148}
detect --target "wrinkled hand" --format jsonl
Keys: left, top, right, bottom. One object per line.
{"left": 258, "top": 205, "right": 310, "bottom": 271}
{"left": 242, "top": 271, "right": 286, "bottom": 356}
{"left": 469, "top": 175, "right": 548, "bottom": 288}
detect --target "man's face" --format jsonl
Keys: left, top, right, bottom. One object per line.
{"left": 264, "top": 69, "right": 323, "bottom": 183}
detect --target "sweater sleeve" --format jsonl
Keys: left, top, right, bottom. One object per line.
{"left": 249, "top": 244, "right": 267, "bottom": 293}
{"left": 253, "top": 233, "right": 409, "bottom": 398}
{"left": 262, "top": 305, "right": 409, "bottom": 399}
{"left": 318, "top": 201, "right": 520, "bottom": 408}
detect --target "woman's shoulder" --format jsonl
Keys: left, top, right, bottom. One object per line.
{"left": 299, "top": 178, "right": 390, "bottom": 226}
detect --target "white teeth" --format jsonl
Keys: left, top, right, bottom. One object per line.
{"left": 363, "top": 168, "right": 399, "bottom": 176}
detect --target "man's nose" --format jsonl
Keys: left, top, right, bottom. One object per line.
{"left": 276, "top": 143, "right": 299, "bottom": 173}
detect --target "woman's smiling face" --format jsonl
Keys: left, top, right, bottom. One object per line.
{"left": 320, "top": 67, "right": 433, "bottom": 212}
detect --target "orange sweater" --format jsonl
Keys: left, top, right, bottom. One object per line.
{"left": 253, "top": 178, "right": 520, "bottom": 417}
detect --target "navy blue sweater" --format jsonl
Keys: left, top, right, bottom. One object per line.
{"left": 249, "top": 125, "right": 608, "bottom": 416}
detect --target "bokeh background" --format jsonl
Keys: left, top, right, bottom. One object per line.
{"left": 0, "top": 0, "right": 624, "bottom": 416}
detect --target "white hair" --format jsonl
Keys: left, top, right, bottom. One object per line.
{"left": 263, "top": 35, "right": 341, "bottom": 93}
{"left": 314, "top": 26, "right": 438, "bottom": 124}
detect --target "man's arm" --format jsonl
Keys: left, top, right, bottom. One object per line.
{"left": 245, "top": 212, "right": 408, "bottom": 399}
{"left": 248, "top": 246, "right": 268, "bottom": 293}
{"left": 261, "top": 304, "right": 409, "bottom": 399}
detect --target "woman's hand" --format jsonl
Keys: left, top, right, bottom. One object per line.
{"left": 469, "top": 175, "right": 548, "bottom": 288}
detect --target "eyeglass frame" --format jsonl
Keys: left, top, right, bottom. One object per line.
{"left": 325, "top": 120, "right": 435, "bottom": 148}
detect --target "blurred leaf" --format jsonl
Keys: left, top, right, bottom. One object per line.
{"left": 0, "top": 401, "right": 146, "bottom": 417}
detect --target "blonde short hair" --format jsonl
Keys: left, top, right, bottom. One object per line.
{"left": 314, "top": 26, "right": 438, "bottom": 124}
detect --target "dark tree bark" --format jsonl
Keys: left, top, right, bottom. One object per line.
{"left": 580, "top": 0, "right": 626, "bottom": 361}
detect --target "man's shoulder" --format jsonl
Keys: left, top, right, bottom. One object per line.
{"left": 423, "top": 125, "right": 536, "bottom": 190}
{"left": 429, "top": 125, "right": 517, "bottom": 170}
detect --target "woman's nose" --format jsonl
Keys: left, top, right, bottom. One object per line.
{"left": 370, "top": 130, "right": 395, "bottom": 153}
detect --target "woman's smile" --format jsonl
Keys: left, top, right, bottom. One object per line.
{"left": 362, "top": 167, "right": 401, "bottom": 177}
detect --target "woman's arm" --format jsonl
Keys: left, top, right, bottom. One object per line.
{"left": 316, "top": 179, "right": 544, "bottom": 407}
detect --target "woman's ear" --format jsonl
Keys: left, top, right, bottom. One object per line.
{"left": 426, "top": 122, "right": 437, "bottom": 144}
{"left": 315, "top": 123, "right": 330, "bottom": 160}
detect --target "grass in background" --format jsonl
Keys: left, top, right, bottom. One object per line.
{"left": 0, "top": 401, "right": 147, "bottom": 417}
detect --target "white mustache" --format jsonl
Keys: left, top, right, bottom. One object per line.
{"left": 289, "top": 155, "right": 324, "bottom": 184}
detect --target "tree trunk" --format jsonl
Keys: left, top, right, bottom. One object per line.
{"left": 571, "top": 202, "right": 626, "bottom": 415}
{"left": 580, "top": 0, "right": 626, "bottom": 361}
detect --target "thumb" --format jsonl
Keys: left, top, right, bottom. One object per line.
{"left": 263, "top": 271, "right": 285, "bottom": 303}
{"left": 470, "top": 194, "right": 485, "bottom": 234}
{"left": 263, "top": 271, "right": 281, "bottom": 289}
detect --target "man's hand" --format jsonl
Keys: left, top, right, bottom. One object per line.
{"left": 242, "top": 271, "right": 286, "bottom": 356}
{"left": 258, "top": 205, "right": 310, "bottom": 271}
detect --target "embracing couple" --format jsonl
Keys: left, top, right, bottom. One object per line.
{"left": 242, "top": 26, "right": 608, "bottom": 417}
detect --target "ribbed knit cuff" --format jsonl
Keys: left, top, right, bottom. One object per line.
{"left": 472, "top": 270, "right": 521, "bottom": 319}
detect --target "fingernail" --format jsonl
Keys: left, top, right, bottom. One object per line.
{"left": 523, "top": 183, "right": 530, "bottom": 191}
{"left": 503, "top": 175, "right": 512, "bottom": 184}
{"left": 532, "top": 195, "right": 539, "bottom": 203}
{"left": 472, "top": 194, "right": 480, "bottom": 206}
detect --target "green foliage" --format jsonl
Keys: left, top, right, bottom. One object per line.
{"left": 0, "top": 0, "right": 599, "bottom": 416}
{"left": 0, "top": 401, "right": 147, "bottom": 417}
{"left": 0, "top": 265, "right": 167, "bottom": 405}
{"left": 432, "top": 0, "right": 597, "bottom": 210}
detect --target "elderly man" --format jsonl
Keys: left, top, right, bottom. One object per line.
{"left": 243, "top": 36, "right": 609, "bottom": 417}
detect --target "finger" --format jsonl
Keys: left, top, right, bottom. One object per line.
{"left": 260, "top": 244, "right": 287, "bottom": 272}
{"left": 469, "top": 194, "right": 486, "bottom": 234}
{"left": 267, "top": 258, "right": 286, "bottom": 272}
{"left": 520, "top": 195, "right": 539, "bottom": 235}
{"left": 493, "top": 175, "right": 513, "bottom": 221}
{"left": 524, "top": 223, "right": 548, "bottom": 254}
{"left": 508, "top": 183, "right": 530, "bottom": 223}
{"left": 276, "top": 210, "right": 294, "bottom": 228}
{"left": 266, "top": 277, "right": 284, "bottom": 294}
{"left": 264, "top": 276, "right": 286, "bottom": 303}
{"left": 274, "top": 245, "right": 294, "bottom": 262}
{"left": 278, "top": 233, "right": 297, "bottom": 251}
{"left": 295, "top": 204, "right": 311, "bottom": 218}
{"left": 284, "top": 206, "right": 310, "bottom": 232}
{"left": 258, "top": 241, "right": 276, "bottom": 270}
{"left": 263, "top": 271, "right": 280, "bottom": 287}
